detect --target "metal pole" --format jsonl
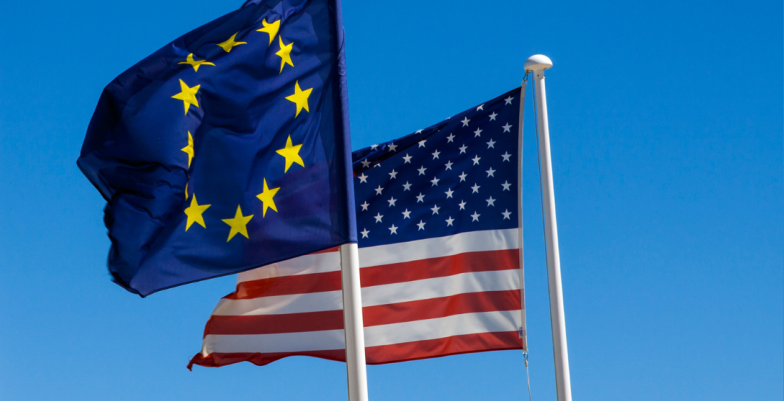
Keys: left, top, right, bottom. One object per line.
{"left": 524, "top": 54, "right": 573, "bottom": 401}
{"left": 339, "top": 243, "right": 369, "bottom": 401}
{"left": 516, "top": 81, "right": 528, "bottom": 352}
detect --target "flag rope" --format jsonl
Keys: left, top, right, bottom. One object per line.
{"left": 524, "top": 351, "right": 533, "bottom": 401}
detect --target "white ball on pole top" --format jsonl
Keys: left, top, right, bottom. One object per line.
{"left": 524, "top": 54, "right": 553, "bottom": 71}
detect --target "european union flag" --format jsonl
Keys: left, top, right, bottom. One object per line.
{"left": 78, "top": 0, "right": 357, "bottom": 297}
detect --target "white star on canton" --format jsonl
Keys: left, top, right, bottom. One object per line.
{"left": 486, "top": 196, "right": 496, "bottom": 206}
{"left": 389, "top": 224, "right": 398, "bottom": 234}
{"left": 374, "top": 185, "right": 384, "bottom": 195}
{"left": 388, "top": 169, "right": 398, "bottom": 179}
{"left": 374, "top": 163, "right": 381, "bottom": 168}
{"left": 445, "top": 188, "right": 454, "bottom": 198}
{"left": 418, "top": 166, "right": 427, "bottom": 175}
{"left": 502, "top": 123, "right": 513, "bottom": 133}
{"left": 418, "top": 140, "right": 427, "bottom": 148}
{"left": 360, "top": 201, "right": 370, "bottom": 211}
{"left": 486, "top": 167, "right": 496, "bottom": 177}
{"left": 502, "top": 209, "right": 512, "bottom": 220}
{"left": 402, "top": 209, "right": 411, "bottom": 219}
{"left": 431, "top": 149, "right": 440, "bottom": 159}
{"left": 431, "top": 204, "right": 440, "bottom": 215}
{"left": 459, "top": 172, "right": 467, "bottom": 182}
{"left": 471, "top": 211, "right": 481, "bottom": 221}
{"left": 471, "top": 184, "right": 480, "bottom": 193}
{"left": 486, "top": 139, "right": 496, "bottom": 149}
{"left": 403, "top": 154, "right": 412, "bottom": 163}
{"left": 458, "top": 200, "right": 467, "bottom": 210}
{"left": 402, "top": 181, "right": 412, "bottom": 191}
{"left": 371, "top": 144, "right": 378, "bottom": 150}
{"left": 388, "top": 197, "right": 397, "bottom": 207}
{"left": 430, "top": 177, "right": 440, "bottom": 186}
{"left": 361, "top": 159, "right": 371, "bottom": 168}
{"left": 416, "top": 129, "right": 423, "bottom": 134}
{"left": 504, "top": 96, "right": 514, "bottom": 105}
{"left": 417, "top": 220, "right": 426, "bottom": 230}
{"left": 461, "top": 117, "right": 470, "bottom": 127}
{"left": 361, "top": 228, "right": 369, "bottom": 238}
{"left": 474, "top": 128, "right": 483, "bottom": 137}
{"left": 446, "top": 216, "right": 455, "bottom": 226}
{"left": 416, "top": 193, "right": 425, "bottom": 202}
{"left": 502, "top": 181, "right": 512, "bottom": 191}
{"left": 445, "top": 161, "right": 453, "bottom": 170}
{"left": 459, "top": 145, "right": 467, "bottom": 154}
{"left": 388, "top": 143, "right": 397, "bottom": 152}
{"left": 446, "top": 133, "right": 455, "bottom": 143}
{"left": 374, "top": 213, "right": 383, "bottom": 223}
{"left": 501, "top": 152, "right": 512, "bottom": 162}
{"left": 489, "top": 112, "right": 498, "bottom": 121}
{"left": 477, "top": 104, "right": 484, "bottom": 111}
{"left": 472, "top": 155, "right": 481, "bottom": 165}
{"left": 358, "top": 173, "right": 368, "bottom": 183}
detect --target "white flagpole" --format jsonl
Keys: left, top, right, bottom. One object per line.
{"left": 524, "top": 54, "right": 573, "bottom": 401}
{"left": 339, "top": 243, "right": 369, "bottom": 401}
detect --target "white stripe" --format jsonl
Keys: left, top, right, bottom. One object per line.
{"left": 364, "top": 310, "right": 521, "bottom": 347}
{"left": 237, "top": 251, "right": 341, "bottom": 284}
{"left": 362, "top": 270, "right": 519, "bottom": 306}
{"left": 203, "top": 329, "right": 346, "bottom": 354}
{"left": 359, "top": 228, "right": 518, "bottom": 267}
{"left": 202, "top": 311, "right": 520, "bottom": 354}
{"left": 214, "top": 270, "right": 518, "bottom": 316}
{"left": 235, "top": 229, "right": 518, "bottom": 283}
{"left": 212, "top": 290, "right": 343, "bottom": 316}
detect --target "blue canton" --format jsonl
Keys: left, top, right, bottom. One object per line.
{"left": 352, "top": 88, "right": 522, "bottom": 247}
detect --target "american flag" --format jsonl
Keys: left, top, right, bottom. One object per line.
{"left": 189, "top": 86, "right": 526, "bottom": 369}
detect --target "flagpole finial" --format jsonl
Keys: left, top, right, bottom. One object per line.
{"left": 524, "top": 54, "right": 553, "bottom": 71}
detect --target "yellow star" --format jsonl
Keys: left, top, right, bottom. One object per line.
{"left": 183, "top": 195, "right": 210, "bottom": 231}
{"left": 256, "top": 178, "right": 280, "bottom": 217}
{"left": 171, "top": 79, "right": 200, "bottom": 115}
{"left": 285, "top": 80, "right": 312, "bottom": 118}
{"left": 178, "top": 53, "right": 215, "bottom": 72}
{"left": 275, "top": 36, "right": 294, "bottom": 73}
{"left": 217, "top": 33, "right": 246, "bottom": 53}
{"left": 276, "top": 135, "right": 304, "bottom": 172}
{"left": 256, "top": 18, "right": 280, "bottom": 45}
{"left": 222, "top": 205, "right": 253, "bottom": 242}
{"left": 181, "top": 131, "right": 195, "bottom": 168}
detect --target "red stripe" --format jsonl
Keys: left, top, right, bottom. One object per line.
{"left": 365, "top": 331, "right": 522, "bottom": 364}
{"left": 205, "top": 310, "right": 344, "bottom": 336}
{"left": 227, "top": 270, "right": 342, "bottom": 299}
{"left": 188, "top": 349, "right": 346, "bottom": 370}
{"left": 360, "top": 249, "right": 519, "bottom": 287}
{"left": 311, "top": 246, "right": 339, "bottom": 254}
{"left": 363, "top": 290, "right": 520, "bottom": 327}
{"left": 188, "top": 332, "right": 521, "bottom": 369}
{"left": 227, "top": 249, "right": 519, "bottom": 300}
{"left": 205, "top": 290, "right": 520, "bottom": 335}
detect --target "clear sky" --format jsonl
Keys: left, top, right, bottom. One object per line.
{"left": 0, "top": 0, "right": 781, "bottom": 400}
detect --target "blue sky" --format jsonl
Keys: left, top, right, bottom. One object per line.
{"left": 0, "top": 0, "right": 781, "bottom": 400}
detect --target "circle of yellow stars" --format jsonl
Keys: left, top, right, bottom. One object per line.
{"left": 174, "top": 17, "right": 312, "bottom": 242}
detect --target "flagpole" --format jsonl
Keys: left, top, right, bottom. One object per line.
{"left": 525, "top": 54, "right": 573, "bottom": 401}
{"left": 516, "top": 80, "right": 528, "bottom": 352}
{"left": 339, "top": 243, "right": 369, "bottom": 401}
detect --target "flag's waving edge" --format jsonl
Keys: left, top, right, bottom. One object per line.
{"left": 190, "top": 87, "right": 527, "bottom": 369}
{"left": 78, "top": 0, "right": 356, "bottom": 297}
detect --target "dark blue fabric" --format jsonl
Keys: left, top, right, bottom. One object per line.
{"left": 78, "top": 0, "right": 356, "bottom": 297}
{"left": 351, "top": 88, "right": 522, "bottom": 247}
